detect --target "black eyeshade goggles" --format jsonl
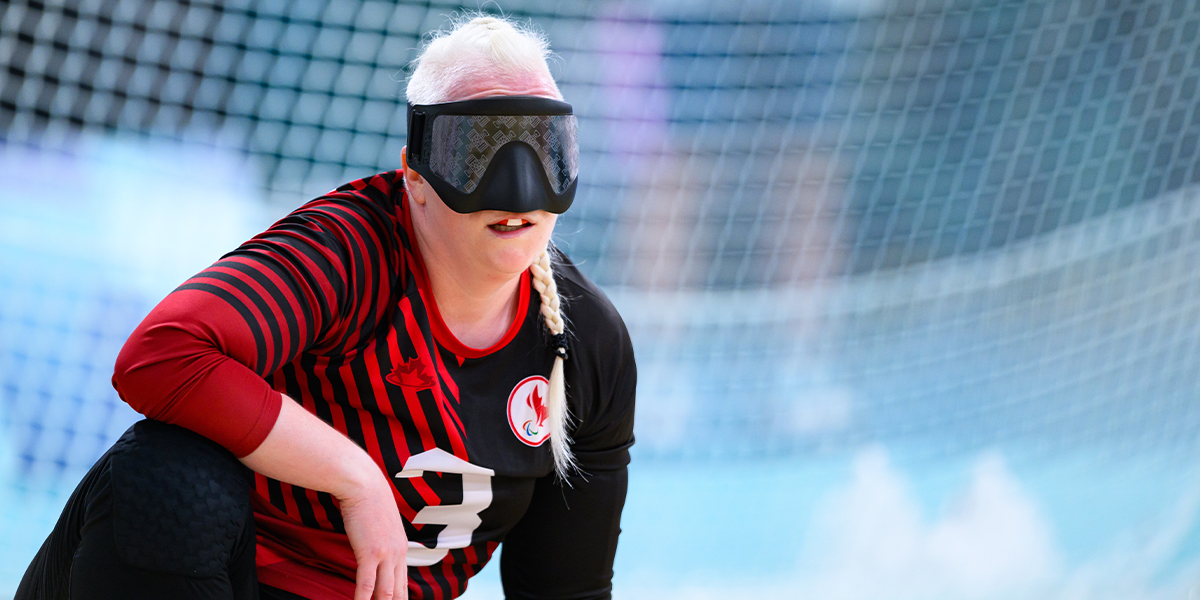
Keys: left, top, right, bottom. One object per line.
{"left": 405, "top": 96, "right": 579, "bottom": 214}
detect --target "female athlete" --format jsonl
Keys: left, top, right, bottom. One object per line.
{"left": 17, "top": 15, "right": 635, "bottom": 600}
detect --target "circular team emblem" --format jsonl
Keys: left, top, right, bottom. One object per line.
{"left": 507, "top": 375, "right": 550, "bottom": 447}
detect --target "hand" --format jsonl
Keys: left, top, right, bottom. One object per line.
{"left": 338, "top": 474, "right": 409, "bottom": 600}
{"left": 240, "top": 398, "right": 410, "bottom": 600}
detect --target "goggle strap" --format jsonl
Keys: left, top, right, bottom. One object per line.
{"left": 407, "top": 106, "right": 427, "bottom": 165}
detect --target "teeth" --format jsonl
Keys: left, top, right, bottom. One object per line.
{"left": 506, "top": 218, "right": 522, "bottom": 226}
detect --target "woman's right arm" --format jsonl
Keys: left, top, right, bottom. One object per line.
{"left": 113, "top": 286, "right": 409, "bottom": 600}
{"left": 243, "top": 397, "right": 408, "bottom": 600}
{"left": 111, "top": 179, "right": 410, "bottom": 600}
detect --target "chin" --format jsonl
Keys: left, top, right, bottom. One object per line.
{"left": 484, "top": 245, "right": 542, "bottom": 276}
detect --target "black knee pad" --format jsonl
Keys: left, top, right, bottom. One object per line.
{"left": 108, "top": 420, "right": 253, "bottom": 578}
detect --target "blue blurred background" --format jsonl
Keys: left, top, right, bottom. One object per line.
{"left": 4, "top": 0, "right": 1200, "bottom": 597}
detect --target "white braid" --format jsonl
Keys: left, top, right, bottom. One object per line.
{"left": 529, "top": 246, "right": 576, "bottom": 477}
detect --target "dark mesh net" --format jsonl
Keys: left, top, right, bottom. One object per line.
{"left": 2, "top": 0, "right": 1200, "bottom": 489}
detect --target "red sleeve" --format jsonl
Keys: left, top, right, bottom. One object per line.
{"left": 112, "top": 290, "right": 283, "bottom": 457}
{"left": 112, "top": 173, "right": 406, "bottom": 457}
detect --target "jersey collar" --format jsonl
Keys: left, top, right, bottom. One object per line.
{"left": 398, "top": 183, "right": 532, "bottom": 361}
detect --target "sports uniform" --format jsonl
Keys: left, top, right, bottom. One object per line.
{"left": 17, "top": 170, "right": 636, "bottom": 599}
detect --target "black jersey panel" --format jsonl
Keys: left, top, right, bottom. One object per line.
{"left": 552, "top": 255, "right": 637, "bottom": 472}
{"left": 440, "top": 294, "right": 556, "bottom": 479}
{"left": 473, "top": 475, "right": 537, "bottom": 544}
{"left": 500, "top": 466, "right": 628, "bottom": 600}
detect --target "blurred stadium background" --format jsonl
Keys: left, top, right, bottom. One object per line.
{"left": 4, "top": 0, "right": 1200, "bottom": 597}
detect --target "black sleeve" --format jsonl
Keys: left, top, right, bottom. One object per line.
{"left": 563, "top": 281, "right": 638, "bottom": 473}
{"left": 500, "top": 467, "right": 629, "bottom": 600}
{"left": 500, "top": 281, "right": 637, "bottom": 600}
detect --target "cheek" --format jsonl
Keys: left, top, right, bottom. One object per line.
{"left": 427, "top": 197, "right": 474, "bottom": 240}
{"left": 529, "top": 217, "right": 557, "bottom": 252}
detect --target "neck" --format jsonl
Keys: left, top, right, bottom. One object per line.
{"left": 413, "top": 226, "right": 523, "bottom": 350}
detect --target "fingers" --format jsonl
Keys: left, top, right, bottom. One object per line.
{"left": 396, "top": 561, "right": 409, "bottom": 600}
{"left": 340, "top": 481, "right": 407, "bottom": 600}
{"left": 357, "top": 558, "right": 404, "bottom": 600}
{"left": 354, "top": 559, "right": 377, "bottom": 600}
{"left": 374, "top": 561, "right": 396, "bottom": 600}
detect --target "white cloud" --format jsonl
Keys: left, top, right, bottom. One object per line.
{"left": 612, "top": 447, "right": 1200, "bottom": 600}
{"left": 796, "top": 447, "right": 1060, "bottom": 600}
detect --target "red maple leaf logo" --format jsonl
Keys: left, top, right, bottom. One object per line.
{"left": 526, "top": 386, "right": 548, "bottom": 429}
{"left": 386, "top": 357, "right": 436, "bottom": 390}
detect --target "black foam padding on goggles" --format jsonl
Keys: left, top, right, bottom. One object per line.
{"left": 406, "top": 96, "right": 579, "bottom": 214}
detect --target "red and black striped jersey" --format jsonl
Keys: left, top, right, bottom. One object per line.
{"left": 111, "top": 171, "right": 636, "bottom": 600}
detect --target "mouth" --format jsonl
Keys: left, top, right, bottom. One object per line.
{"left": 488, "top": 218, "right": 534, "bottom": 233}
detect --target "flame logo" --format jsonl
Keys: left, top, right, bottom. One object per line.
{"left": 385, "top": 357, "right": 436, "bottom": 390}
{"left": 507, "top": 375, "right": 551, "bottom": 447}
{"left": 525, "top": 386, "right": 548, "bottom": 433}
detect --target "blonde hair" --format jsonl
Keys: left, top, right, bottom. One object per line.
{"left": 530, "top": 247, "right": 575, "bottom": 476}
{"left": 406, "top": 14, "right": 562, "bottom": 105}
{"left": 409, "top": 15, "right": 575, "bottom": 477}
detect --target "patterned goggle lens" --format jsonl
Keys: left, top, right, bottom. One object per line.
{"left": 428, "top": 114, "right": 579, "bottom": 195}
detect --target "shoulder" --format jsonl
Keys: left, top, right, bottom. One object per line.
{"left": 323, "top": 170, "right": 406, "bottom": 208}
{"left": 295, "top": 170, "right": 405, "bottom": 228}
{"left": 252, "top": 171, "right": 407, "bottom": 259}
{"left": 550, "top": 249, "right": 636, "bottom": 467}
{"left": 552, "top": 249, "right": 631, "bottom": 355}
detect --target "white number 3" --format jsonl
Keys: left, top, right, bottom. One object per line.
{"left": 395, "top": 448, "right": 495, "bottom": 567}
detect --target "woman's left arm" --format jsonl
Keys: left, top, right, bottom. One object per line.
{"left": 500, "top": 310, "right": 637, "bottom": 600}
{"left": 500, "top": 465, "right": 630, "bottom": 600}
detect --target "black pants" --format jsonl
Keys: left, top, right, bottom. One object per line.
{"left": 16, "top": 420, "right": 306, "bottom": 600}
